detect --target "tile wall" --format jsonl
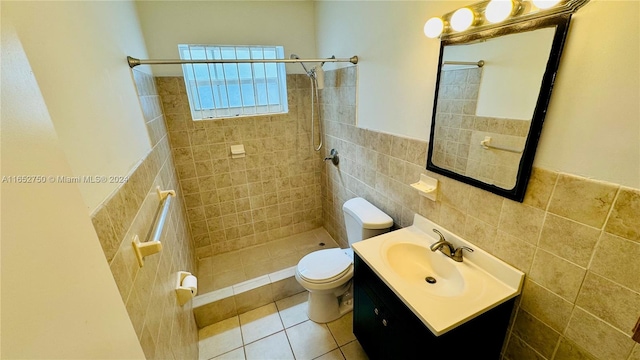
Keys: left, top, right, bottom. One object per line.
{"left": 433, "top": 67, "right": 530, "bottom": 189}
{"left": 90, "top": 69, "right": 198, "bottom": 359}
{"left": 321, "top": 66, "right": 640, "bottom": 360}
{"left": 156, "top": 75, "right": 323, "bottom": 259}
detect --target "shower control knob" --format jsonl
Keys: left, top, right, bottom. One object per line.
{"left": 324, "top": 149, "right": 339, "bottom": 166}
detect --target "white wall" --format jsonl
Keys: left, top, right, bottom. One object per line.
{"left": 2, "top": 1, "right": 153, "bottom": 213}
{"left": 1, "top": 21, "right": 144, "bottom": 359}
{"left": 315, "top": 0, "right": 640, "bottom": 188}
{"left": 536, "top": 0, "right": 640, "bottom": 188}
{"left": 315, "top": 1, "right": 460, "bottom": 142}
{"left": 135, "top": 0, "right": 317, "bottom": 76}
{"left": 443, "top": 27, "right": 555, "bottom": 120}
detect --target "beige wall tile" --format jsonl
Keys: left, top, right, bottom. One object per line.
{"left": 467, "top": 187, "right": 504, "bottom": 226}
{"left": 438, "top": 176, "right": 470, "bottom": 212}
{"left": 538, "top": 213, "right": 601, "bottom": 267}
{"left": 91, "top": 205, "right": 120, "bottom": 263}
{"left": 590, "top": 233, "right": 640, "bottom": 293}
{"left": 439, "top": 203, "right": 467, "bottom": 236}
{"left": 576, "top": 272, "right": 640, "bottom": 334}
{"left": 463, "top": 215, "right": 497, "bottom": 251}
{"left": 194, "top": 297, "right": 238, "bottom": 329}
{"left": 504, "top": 334, "right": 546, "bottom": 360}
{"left": 523, "top": 167, "right": 558, "bottom": 210}
{"left": 512, "top": 309, "right": 560, "bottom": 358}
{"left": 519, "top": 279, "right": 573, "bottom": 332}
{"left": 548, "top": 174, "right": 618, "bottom": 228}
{"left": 234, "top": 285, "right": 274, "bottom": 314}
{"left": 493, "top": 230, "right": 536, "bottom": 273}
{"left": 158, "top": 76, "right": 323, "bottom": 258}
{"left": 605, "top": 187, "right": 640, "bottom": 242}
{"left": 529, "top": 249, "right": 586, "bottom": 302}
{"left": 554, "top": 338, "right": 597, "bottom": 360}
{"left": 565, "top": 307, "right": 636, "bottom": 360}
{"left": 498, "top": 200, "right": 545, "bottom": 245}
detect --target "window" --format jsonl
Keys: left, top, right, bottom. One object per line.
{"left": 178, "top": 44, "right": 288, "bottom": 120}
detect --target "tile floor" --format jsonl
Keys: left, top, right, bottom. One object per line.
{"left": 198, "top": 292, "right": 369, "bottom": 360}
{"left": 198, "top": 228, "right": 340, "bottom": 294}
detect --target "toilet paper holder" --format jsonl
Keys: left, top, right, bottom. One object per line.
{"left": 175, "top": 271, "right": 198, "bottom": 306}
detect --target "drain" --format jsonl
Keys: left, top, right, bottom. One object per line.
{"left": 319, "top": 242, "right": 325, "bottom": 246}
{"left": 425, "top": 276, "right": 437, "bottom": 284}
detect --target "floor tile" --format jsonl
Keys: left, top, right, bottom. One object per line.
{"left": 240, "top": 244, "right": 271, "bottom": 266}
{"left": 267, "top": 238, "right": 299, "bottom": 258}
{"left": 244, "top": 331, "right": 294, "bottom": 360}
{"left": 327, "top": 312, "right": 356, "bottom": 346}
{"left": 199, "top": 316, "right": 243, "bottom": 360}
{"left": 276, "top": 291, "right": 309, "bottom": 328}
{"left": 341, "top": 340, "right": 369, "bottom": 360}
{"left": 212, "top": 348, "right": 246, "bottom": 360}
{"left": 286, "top": 320, "right": 339, "bottom": 360}
{"left": 314, "top": 348, "right": 346, "bottom": 360}
{"left": 239, "top": 303, "right": 284, "bottom": 344}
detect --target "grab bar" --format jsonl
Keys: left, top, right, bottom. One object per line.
{"left": 132, "top": 187, "right": 175, "bottom": 267}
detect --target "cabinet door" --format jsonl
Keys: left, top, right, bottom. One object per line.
{"left": 353, "top": 279, "right": 384, "bottom": 358}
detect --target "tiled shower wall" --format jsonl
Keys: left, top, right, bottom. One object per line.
{"left": 90, "top": 69, "right": 198, "bottom": 359}
{"left": 321, "top": 66, "right": 640, "bottom": 360}
{"left": 156, "top": 75, "right": 323, "bottom": 259}
{"left": 433, "top": 67, "right": 530, "bottom": 189}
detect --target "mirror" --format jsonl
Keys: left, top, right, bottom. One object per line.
{"left": 427, "top": 15, "right": 572, "bottom": 202}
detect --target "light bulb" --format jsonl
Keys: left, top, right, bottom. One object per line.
{"left": 424, "top": 17, "right": 445, "bottom": 38}
{"left": 485, "top": 0, "right": 514, "bottom": 23}
{"left": 532, "top": 0, "right": 562, "bottom": 9}
{"left": 450, "top": 8, "right": 475, "bottom": 32}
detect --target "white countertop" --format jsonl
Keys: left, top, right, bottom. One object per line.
{"left": 352, "top": 214, "right": 524, "bottom": 336}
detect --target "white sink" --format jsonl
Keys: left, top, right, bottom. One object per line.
{"left": 353, "top": 214, "right": 524, "bottom": 336}
{"left": 384, "top": 242, "right": 466, "bottom": 297}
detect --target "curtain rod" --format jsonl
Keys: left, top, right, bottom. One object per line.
{"left": 443, "top": 60, "right": 485, "bottom": 68}
{"left": 127, "top": 55, "right": 359, "bottom": 68}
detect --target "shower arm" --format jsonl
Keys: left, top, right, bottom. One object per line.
{"left": 127, "top": 55, "right": 358, "bottom": 68}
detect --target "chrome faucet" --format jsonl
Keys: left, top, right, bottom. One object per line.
{"left": 430, "top": 229, "right": 474, "bottom": 262}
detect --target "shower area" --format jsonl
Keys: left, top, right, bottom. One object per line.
{"left": 152, "top": 55, "right": 358, "bottom": 315}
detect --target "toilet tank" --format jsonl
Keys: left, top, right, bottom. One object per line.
{"left": 342, "top": 198, "right": 393, "bottom": 246}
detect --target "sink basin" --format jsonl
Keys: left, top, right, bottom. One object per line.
{"left": 384, "top": 243, "right": 465, "bottom": 297}
{"left": 354, "top": 214, "right": 524, "bottom": 336}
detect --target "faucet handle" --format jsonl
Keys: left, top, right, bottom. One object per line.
{"left": 432, "top": 229, "right": 446, "bottom": 242}
{"left": 452, "top": 246, "right": 474, "bottom": 262}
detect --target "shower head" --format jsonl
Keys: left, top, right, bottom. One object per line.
{"left": 290, "top": 53, "right": 311, "bottom": 76}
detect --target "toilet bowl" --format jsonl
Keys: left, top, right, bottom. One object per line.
{"left": 295, "top": 197, "right": 393, "bottom": 323}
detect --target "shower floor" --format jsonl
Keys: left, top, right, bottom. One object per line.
{"left": 197, "top": 227, "right": 340, "bottom": 294}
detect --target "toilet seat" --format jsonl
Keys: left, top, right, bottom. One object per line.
{"left": 297, "top": 248, "right": 353, "bottom": 284}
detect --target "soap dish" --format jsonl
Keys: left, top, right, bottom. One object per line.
{"left": 411, "top": 174, "right": 438, "bottom": 201}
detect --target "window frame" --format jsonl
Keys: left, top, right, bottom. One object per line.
{"left": 178, "top": 44, "right": 289, "bottom": 120}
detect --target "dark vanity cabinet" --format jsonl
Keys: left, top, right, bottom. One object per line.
{"left": 353, "top": 254, "right": 515, "bottom": 360}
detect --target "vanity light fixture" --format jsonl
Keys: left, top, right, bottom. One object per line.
{"left": 424, "top": 0, "right": 589, "bottom": 39}
{"left": 424, "top": 17, "right": 445, "bottom": 38}
{"left": 532, "top": 0, "right": 562, "bottom": 9}
{"left": 485, "top": 0, "right": 516, "bottom": 23}
{"left": 450, "top": 8, "right": 476, "bottom": 32}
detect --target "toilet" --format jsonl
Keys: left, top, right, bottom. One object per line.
{"left": 295, "top": 197, "right": 393, "bottom": 323}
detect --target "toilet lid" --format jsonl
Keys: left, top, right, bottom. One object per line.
{"left": 297, "top": 248, "right": 353, "bottom": 284}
